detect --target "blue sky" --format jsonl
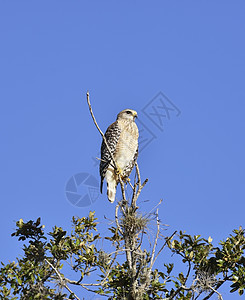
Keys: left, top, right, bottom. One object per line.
{"left": 0, "top": 1, "right": 245, "bottom": 299}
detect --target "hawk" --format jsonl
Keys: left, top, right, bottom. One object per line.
{"left": 100, "top": 109, "right": 139, "bottom": 203}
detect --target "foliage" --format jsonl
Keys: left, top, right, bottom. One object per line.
{"left": 0, "top": 213, "right": 99, "bottom": 300}
{"left": 1, "top": 211, "right": 245, "bottom": 299}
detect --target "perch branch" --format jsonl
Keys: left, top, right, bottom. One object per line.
{"left": 86, "top": 91, "right": 117, "bottom": 170}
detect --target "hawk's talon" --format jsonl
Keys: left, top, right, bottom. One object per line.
{"left": 115, "top": 164, "right": 123, "bottom": 176}
{"left": 121, "top": 176, "right": 130, "bottom": 183}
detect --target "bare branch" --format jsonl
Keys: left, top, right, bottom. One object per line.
{"left": 115, "top": 203, "right": 124, "bottom": 236}
{"left": 45, "top": 259, "right": 80, "bottom": 300}
{"left": 202, "top": 279, "right": 226, "bottom": 300}
{"left": 207, "top": 285, "right": 223, "bottom": 300}
{"left": 167, "top": 284, "right": 193, "bottom": 300}
{"left": 128, "top": 180, "right": 134, "bottom": 190}
{"left": 86, "top": 91, "right": 117, "bottom": 170}
{"left": 135, "top": 162, "right": 141, "bottom": 186}
{"left": 139, "top": 209, "right": 161, "bottom": 293}
{"left": 131, "top": 162, "right": 148, "bottom": 207}
{"left": 143, "top": 199, "right": 163, "bottom": 218}
{"left": 149, "top": 208, "right": 160, "bottom": 271}
{"left": 119, "top": 177, "right": 127, "bottom": 202}
{"left": 153, "top": 230, "right": 177, "bottom": 265}
{"left": 185, "top": 260, "right": 192, "bottom": 284}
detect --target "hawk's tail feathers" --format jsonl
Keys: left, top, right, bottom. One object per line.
{"left": 100, "top": 179, "right": 103, "bottom": 194}
{"left": 107, "top": 179, "right": 116, "bottom": 203}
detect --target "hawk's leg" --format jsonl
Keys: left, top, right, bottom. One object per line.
{"left": 114, "top": 164, "right": 130, "bottom": 183}
{"left": 114, "top": 164, "right": 123, "bottom": 176}
{"left": 114, "top": 165, "right": 130, "bottom": 182}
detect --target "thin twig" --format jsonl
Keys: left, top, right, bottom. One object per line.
{"left": 139, "top": 209, "right": 161, "bottom": 293}
{"left": 119, "top": 178, "right": 127, "bottom": 202}
{"left": 115, "top": 203, "right": 124, "bottom": 236}
{"left": 149, "top": 209, "right": 160, "bottom": 271}
{"left": 128, "top": 180, "right": 134, "bottom": 190}
{"left": 143, "top": 199, "right": 163, "bottom": 218}
{"left": 108, "top": 248, "right": 145, "bottom": 256}
{"left": 185, "top": 260, "right": 192, "bottom": 285}
{"left": 207, "top": 285, "right": 223, "bottom": 300}
{"left": 167, "top": 284, "right": 192, "bottom": 300}
{"left": 135, "top": 162, "right": 141, "bottom": 186}
{"left": 153, "top": 230, "right": 177, "bottom": 265}
{"left": 45, "top": 259, "right": 80, "bottom": 300}
{"left": 86, "top": 91, "right": 117, "bottom": 170}
{"left": 202, "top": 279, "right": 226, "bottom": 300}
{"left": 131, "top": 162, "right": 148, "bottom": 207}
{"left": 67, "top": 248, "right": 125, "bottom": 289}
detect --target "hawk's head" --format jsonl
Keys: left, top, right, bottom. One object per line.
{"left": 117, "top": 109, "right": 137, "bottom": 121}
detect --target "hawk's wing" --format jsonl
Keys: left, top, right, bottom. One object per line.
{"left": 100, "top": 121, "right": 121, "bottom": 193}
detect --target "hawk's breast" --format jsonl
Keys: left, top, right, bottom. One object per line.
{"left": 114, "top": 120, "right": 139, "bottom": 171}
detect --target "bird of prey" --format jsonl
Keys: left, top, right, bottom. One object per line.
{"left": 100, "top": 109, "right": 139, "bottom": 203}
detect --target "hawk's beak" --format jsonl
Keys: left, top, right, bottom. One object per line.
{"left": 133, "top": 112, "right": 138, "bottom": 119}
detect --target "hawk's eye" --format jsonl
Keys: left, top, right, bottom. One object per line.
{"left": 126, "top": 111, "right": 131, "bottom": 114}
